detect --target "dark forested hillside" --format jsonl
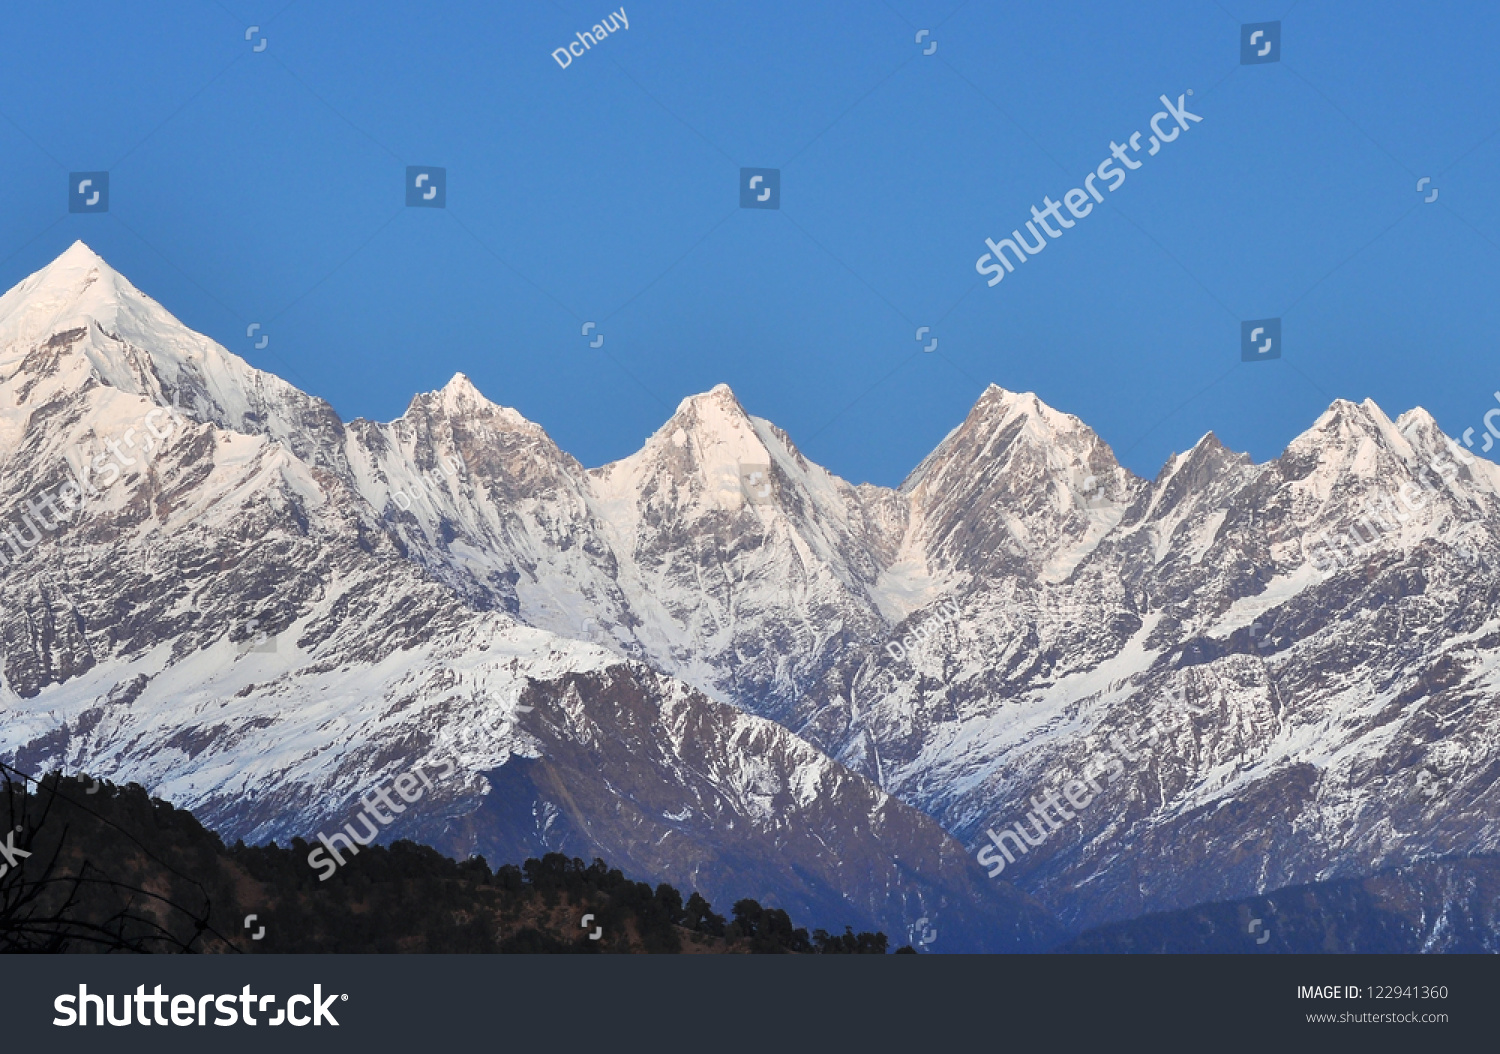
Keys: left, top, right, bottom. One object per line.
{"left": 0, "top": 769, "right": 893, "bottom": 954}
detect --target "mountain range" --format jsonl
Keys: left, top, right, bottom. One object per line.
{"left": 1, "top": 242, "right": 1495, "bottom": 951}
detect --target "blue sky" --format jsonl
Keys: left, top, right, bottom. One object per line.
{"left": 2, "top": 1, "right": 1499, "bottom": 487}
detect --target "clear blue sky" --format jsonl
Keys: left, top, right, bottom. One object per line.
{"left": 2, "top": 1, "right": 1498, "bottom": 486}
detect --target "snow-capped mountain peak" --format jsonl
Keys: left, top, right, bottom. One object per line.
{"left": 660, "top": 381, "right": 771, "bottom": 464}
{"left": 439, "top": 370, "right": 485, "bottom": 404}
{"left": 0, "top": 241, "right": 134, "bottom": 346}
{"left": 401, "top": 371, "right": 544, "bottom": 437}
{"left": 0, "top": 243, "right": 349, "bottom": 472}
{"left": 891, "top": 385, "right": 1139, "bottom": 587}
{"left": 1, "top": 241, "right": 214, "bottom": 389}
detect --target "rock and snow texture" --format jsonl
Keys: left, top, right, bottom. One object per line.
{"left": 0, "top": 244, "right": 1049, "bottom": 950}
{"left": 2, "top": 242, "right": 1498, "bottom": 944}
{"left": 792, "top": 389, "right": 1500, "bottom": 932}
